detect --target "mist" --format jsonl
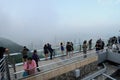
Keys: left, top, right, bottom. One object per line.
{"left": 0, "top": 0, "right": 120, "bottom": 49}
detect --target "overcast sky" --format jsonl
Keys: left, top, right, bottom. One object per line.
{"left": 0, "top": 0, "right": 120, "bottom": 47}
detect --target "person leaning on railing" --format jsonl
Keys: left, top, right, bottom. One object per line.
{"left": 88, "top": 39, "right": 92, "bottom": 50}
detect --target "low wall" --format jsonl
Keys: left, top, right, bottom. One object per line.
{"left": 107, "top": 51, "right": 120, "bottom": 64}
{"left": 50, "top": 61, "right": 97, "bottom": 80}
{"left": 97, "top": 51, "right": 107, "bottom": 64}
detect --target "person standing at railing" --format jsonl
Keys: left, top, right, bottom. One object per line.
{"left": 43, "top": 44, "right": 49, "bottom": 60}
{"left": 47, "top": 43, "right": 53, "bottom": 60}
{"left": 60, "top": 42, "right": 64, "bottom": 56}
{"left": 0, "top": 47, "right": 9, "bottom": 80}
{"left": 32, "top": 50, "right": 40, "bottom": 72}
{"left": 88, "top": 39, "right": 92, "bottom": 50}
{"left": 22, "top": 46, "right": 29, "bottom": 62}
{"left": 66, "top": 42, "right": 72, "bottom": 58}
{"left": 82, "top": 40, "right": 88, "bottom": 58}
{"left": 23, "top": 57, "right": 36, "bottom": 76}
{"left": 95, "top": 42, "right": 101, "bottom": 53}
{"left": 70, "top": 42, "right": 74, "bottom": 56}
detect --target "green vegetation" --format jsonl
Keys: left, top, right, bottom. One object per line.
{"left": 0, "top": 37, "right": 23, "bottom": 53}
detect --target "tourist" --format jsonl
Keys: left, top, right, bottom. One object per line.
{"left": 95, "top": 42, "right": 101, "bottom": 53}
{"left": 32, "top": 50, "right": 40, "bottom": 72}
{"left": 0, "top": 47, "right": 9, "bottom": 80}
{"left": 22, "top": 46, "right": 29, "bottom": 62}
{"left": 23, "top": 57, "right": 36, "bottom": 76}
{"left": 43, "top": 44, "right": 49, "bottom": 60}
{"left": 66, "top": 42, "right": 72, "bottom": 58}
{"left": 0, "top": 47, "right": 8, "bottom": 59}
{"left": 47, "top": 43, "right": 53, "bottom": 60}
{"left": 60, "top": 42, "right": 64, "bottom": 56}
{"left": 82, "top": 40, "right": 88, "bottom": 58}
{"left": 88, "top": 39, "right": 92, "bottom": 50}
{"left": 70, "top": 42, "right": 74, "bottom": 56}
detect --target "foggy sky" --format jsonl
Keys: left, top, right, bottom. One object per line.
{"left": 0, "top": 0, "right": 120, "bottom": 48}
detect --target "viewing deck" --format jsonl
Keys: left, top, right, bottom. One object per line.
{"left": 13, "top": 50, "right": 98, "bottom": 80}
{"left": 15, "top": 50, "right": 96, "bottom": 72}
{"left": 2, "top": 45, "right": 120, "bottom": 80}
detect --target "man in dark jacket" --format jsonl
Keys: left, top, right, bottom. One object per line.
{"left": 22, "top": 46, "right": 29, "bottom": 62}
{"left": 66, "top": 42, "right": 72, "bottom": 57}
{"left": 47, "top": 43, "right": 53, "bottom": 60}
{"left": 32, "top": 50, "right": 40, "bottom": 72}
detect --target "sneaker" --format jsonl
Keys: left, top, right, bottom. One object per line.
{"left": 37, "top": 68, "right": 40, "bottom": 72}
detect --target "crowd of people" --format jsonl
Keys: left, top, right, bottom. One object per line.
{"left": 108, "top": 36, "right": 118, "bottom": 47}
{"left": 0, "top": 39, "right": 93, "bottom": 78}
{"left": 1, "top": 36, "right": 120, "bottom": 78}
{"left": 16, "top": 36, "right": 120, "bottom": 76}
{"left": 20, "top": 36, "right": 120, "bottom": 77}
{"left": 21, "top": 46, "right": 40, "bottom": 76}
{"left": 107, "top": 36, "right": 120, "bottom": 52}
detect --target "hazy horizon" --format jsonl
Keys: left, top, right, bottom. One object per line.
{"left": 0, "top": 0, "right": 120, "bottom": 48}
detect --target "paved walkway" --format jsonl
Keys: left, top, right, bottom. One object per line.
{"left": 14, "top": 50, "right": 96, "bottom": 72}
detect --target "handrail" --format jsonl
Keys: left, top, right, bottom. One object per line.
{"left": 14, "top": 52, "right": 95, "bottom": 74}
{"left": 11, "top": 45, "right": 107, "bottom": 79}
{"left": 0, "top": 56, "right": 11, "bottom": 80}
{"left": 10, "top": 50, "right": 80, "bottom": 67}
{"left": 13, "top": 52, "right": 97, "bottom": 79}
{"left": 0, "top": 57, "right": 5, "bottom": 63}
{"left": 102, "top": 73, "right": 116, "bottom": 80}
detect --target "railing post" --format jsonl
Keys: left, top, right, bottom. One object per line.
{"left": 79, "top": 45, "right": 81, "bottom": 52}
{"left": 12, "top": 58, "right": 17, "bottom": 79}
{"left": 53, "top": 49, "right": 56, "bottom": 58}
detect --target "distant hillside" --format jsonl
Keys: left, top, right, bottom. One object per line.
{"left": 0, "top": 37, "right": 23, "bottom": 53}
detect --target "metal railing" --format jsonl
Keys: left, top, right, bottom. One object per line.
{"left": 81, "top": 63, "right": 107, "bottom": 80}
{"left": 13, "top": 51, "right": 97, "bottom": 80}
{"left": 5, "top": 41, "right": 107, "bottom": 80}
{"left": 0, "top": 56, "right": 11, "bottom": 80}
{"left": 9, "top": 44, "right": 81, "bottom": 65}
{"left": 8, "top": 43, "right": 96, "bottom": 65}
{"left": 82, "top": 63, "right": 116, "bottom": 80}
